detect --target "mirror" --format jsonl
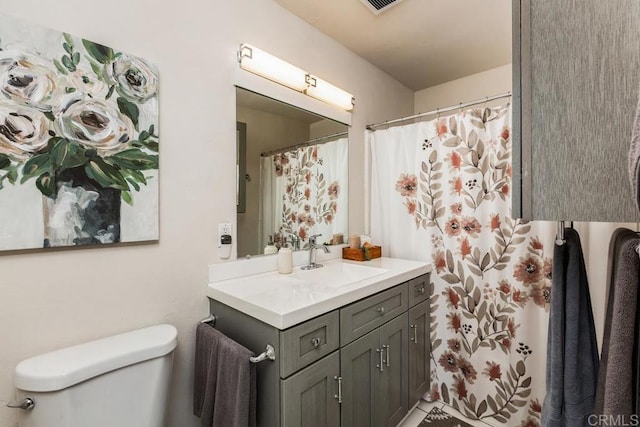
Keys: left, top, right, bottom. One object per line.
{"left": 236, "top": 87, "right": 349, "bottom": 258}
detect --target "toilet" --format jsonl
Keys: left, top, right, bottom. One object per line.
{"left": 13, "top": 324, "right": 178, "bottom": 427}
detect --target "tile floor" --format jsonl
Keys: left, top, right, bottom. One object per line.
{"left": 399, "top": 399, "right": 494, "bottom": 427}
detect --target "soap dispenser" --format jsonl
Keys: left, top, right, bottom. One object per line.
{"left": 264, "top": 236, "right": 278, "bottom": 255}
{"left": 278, "top": 242, "right": 293, "bottom": 274}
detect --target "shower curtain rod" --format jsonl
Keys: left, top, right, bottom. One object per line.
{"left": 366, "top": 92, "right": 512, "bottom": 131}
{"left": 260, "top": 131, "right": 348, "bottom": 157}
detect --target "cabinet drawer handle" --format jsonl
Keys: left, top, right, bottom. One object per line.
{"left": 334, "top": 376, "right": 343, "bottom": 403}
{"left": 417, "top": 285, "right": 425, "bottom": 295}
{"left": 311, "top": 337, "right": 321, "bottom": 348}
{"left": 377, "top": 306, "right": 385, "bottom": 315}
{"left": 410, "top": 325, "right": 418, "bottom": 344}
{"left": 377, "top": 348, "right": 384, "bottom": 372}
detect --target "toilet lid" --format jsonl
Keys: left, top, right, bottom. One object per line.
{"left": 14, "top": 324, "right": 177, "bottom": 392}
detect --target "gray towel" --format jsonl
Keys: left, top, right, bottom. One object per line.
{"left": 542, "top": 228, "right": 599, "bottom": 427}
{"left": 628, "top": 86, "right": 640, "bottom": 210}
{"left": 595, "top": 228, "right": 640, "bottom": 417}
{"left": 193, "top": 323, "right": 257, "bottom": 427}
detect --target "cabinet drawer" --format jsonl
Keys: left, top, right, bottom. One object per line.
{"left": 280, "top": 310, "right": 339, "bottom": 378}
{"left": 340, "top": 284, "right": 408, "bottom": 346}
{"left": 407, "top": 273, "right": 430, "bottom": 307}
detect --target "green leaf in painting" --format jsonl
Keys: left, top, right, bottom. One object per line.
{"left": 85, "top": 158, "right": 129, "bottom": 191}
{"left": 21, "top": 152, "right": 52, "bottom": 183}
{"left": 51, "top": 139, "right": 87, "bottom": 169}
{"left": 105, "top": 85, "right": 115, "bottom": 100}
{"left": 124, "top": 169, "right": 147, "bottom": 186}
{"left": 63, "top": 33, "right": 74, "bottom": 47}
{"left": 117, "top": 97, "right": 139, "bottom": 129}
{"left": 82, "top": 39, "right": 115, "bottom": 64}
{"left": 72, "top": 52, "right": 80, "bottom": 65}
{"left": 0, "top": 153, "right": 10, "bottom": 170}
{"left": 36, "top": 173, "right": 56, "bottom": 197}
{"left": 7, "top": 169, "right": 18, "bottom": 184}
{"left": 61, "top": 55, "right": 76, "bottom": 72}
{"left": 108, "top": 149, "right": 158, "bottom": 171}
{"left": 121, "top": 190, "right": 133, "bottom": 205}
{"left": 53, "top": 59, "right": 68, "bottom": 75}
{"left": 88, "top": 58, "right": 105, "bottom": 80}
{"left": 63, "top": 42, "right": 73, "bottom": 55}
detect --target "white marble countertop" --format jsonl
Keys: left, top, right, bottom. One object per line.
{"left": 207, "top": 257, "right": 431, "bottom": 329}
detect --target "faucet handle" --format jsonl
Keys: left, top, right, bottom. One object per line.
{"left": 309, "top": 234, "right": 322, "bottom": 245}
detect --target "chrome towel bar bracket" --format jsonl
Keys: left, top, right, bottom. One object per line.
{"left": 250, "top": 345, "right": 276, "bottom": 363}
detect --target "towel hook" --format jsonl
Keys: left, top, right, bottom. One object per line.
{"left": 555, "top": 221, "right": 565, "bottom": 246}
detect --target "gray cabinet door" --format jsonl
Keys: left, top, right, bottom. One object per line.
{"left": 514, "top": 0, "right": 640, "bottom": 221}
{"left": 281, "top": 351, "right": 340, "bottom": 427}
{"left": 341, "top": 329, "right": 380, "bottom": 427}
{"left": 378, "top": 313, "right": 409, "bottom": 427}
{"left": 408, "top": 300, "right": 430, "bottom": 407}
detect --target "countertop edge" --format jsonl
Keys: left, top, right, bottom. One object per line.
{"left": 207, "top": 258, "right": 431, "bottom": 329}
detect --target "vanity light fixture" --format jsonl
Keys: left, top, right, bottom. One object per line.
{"left": 238, "top": 43, "right": 308, "bottom": 92}
{"left": 237, "top": 43, "right": 355, "bottom": 111}
{"left": 305, "top": 74, "right": 355, "bottom": 111}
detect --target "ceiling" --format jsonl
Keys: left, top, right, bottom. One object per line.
{"left": 273, "top": 0, "right": 512, "bottom": 92}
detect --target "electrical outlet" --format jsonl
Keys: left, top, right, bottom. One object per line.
{"left": 218, "top": 223, "right": 232, "bottom": 237}
{"left": 218, "top": 223, "right": 232, "bottom": 248}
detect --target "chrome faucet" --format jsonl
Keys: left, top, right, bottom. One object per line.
{"left": 301, "top": 234, "right": 330, "bottom": 270}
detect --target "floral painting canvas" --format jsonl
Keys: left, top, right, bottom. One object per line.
{"left": 0, "top": 15, "right": 159, "bottom": 250}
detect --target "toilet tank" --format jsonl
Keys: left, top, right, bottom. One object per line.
{"left": 14, "top": 324, "right": 178, "bottom": 427}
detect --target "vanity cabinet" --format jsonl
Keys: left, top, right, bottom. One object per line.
{"left": 208, "top": 271, "right": 431, "bottom": 427}
{"left": 513, "top": 0, "right": 640, "bottom": 222}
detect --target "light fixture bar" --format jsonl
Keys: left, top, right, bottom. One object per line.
{"left": 237, "top": 43, "right": 355, "bottom": 111}
{"left": 238, "top": 44, "right": 308, "bottom": 92}
{"left": 305, "top": 74, "right": 355, "bottom": 111}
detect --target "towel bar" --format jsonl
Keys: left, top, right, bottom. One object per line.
{"left": 250, "top": 345, "right": 276, "bottom": 363}
{"left": 200, "top": 315, "right": 275, "bottom": 363}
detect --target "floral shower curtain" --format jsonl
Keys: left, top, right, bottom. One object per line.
{"left": 260, "top": 137, "right": 348, "bottom": 249}
{"left": 368, "top": 104, "right": 555, "bottom": 426}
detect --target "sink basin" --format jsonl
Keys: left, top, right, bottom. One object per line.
{"left": 291, "top": 261, "right": 388, "bottom": 288}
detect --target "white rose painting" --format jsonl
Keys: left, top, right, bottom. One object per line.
{"left": 0, "top": 15, "right": 159, "bottom": 250}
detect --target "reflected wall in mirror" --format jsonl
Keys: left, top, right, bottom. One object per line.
{"left": 236, "top": 87, "right": 349, "bottom": 258}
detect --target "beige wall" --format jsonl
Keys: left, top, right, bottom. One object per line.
{"left": 236, "top": 106, "right": 311, "bottom": 257}
{"left": 0, "top": 1, "right": 414, "bottom": 426}
{"left": 414, "top": 64, "right": 511, "bottom": 113}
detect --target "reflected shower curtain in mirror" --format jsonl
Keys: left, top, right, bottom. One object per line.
{"left": 260, "top": 137, "right": 348, "bottom": 250}
{"left": 368, "top": 104, "right": 555, "bottom": 426}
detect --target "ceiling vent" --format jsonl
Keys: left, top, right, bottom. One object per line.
{"left": 359, "top": 0, "right": 405, "bottom": 14}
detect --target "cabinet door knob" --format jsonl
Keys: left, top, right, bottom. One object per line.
{"left": 377, "top": 306, "right": 385, "bottom": 315}
{"left": 418, "top": 285, "right": 425, "bottom": 295}
{"left": 311, "top": 337, "right": 321, "bottom": 348}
